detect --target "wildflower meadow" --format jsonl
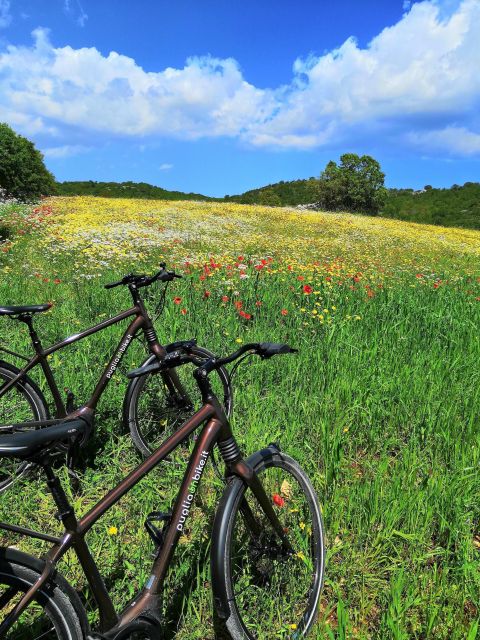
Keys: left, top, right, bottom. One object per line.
{"left": 0, "top": 196, "right": 479, "bottom": 639}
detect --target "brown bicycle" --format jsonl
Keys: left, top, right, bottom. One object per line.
{"left": 0, "top": 265, "right": 232, "bottom": 492}
{"left": 0, "top": 342, "right": 325, "bottom": 639}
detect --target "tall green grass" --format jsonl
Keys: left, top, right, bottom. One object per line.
{"left": 0, "top": 204, "right": 479, "bottom": 638}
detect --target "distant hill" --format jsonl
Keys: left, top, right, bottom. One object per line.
{"left": 56, "top": 180, "right": 216, "bottom": 201}
{"left": 226, "top": 179, "right": 480, "bottom": 230}
{"left": 382, "top": 183, "right": 480, "bottom": 229}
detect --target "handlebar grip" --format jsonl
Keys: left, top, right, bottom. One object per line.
{"left": 257, "top": 343, "right": 298, "bottom": 358}
{"left": 104, "top": 280, "right": 123, "bottom": 290}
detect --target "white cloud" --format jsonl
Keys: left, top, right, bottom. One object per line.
{"left": 159, "top": 163, "right": 173, "bottom": 170}
{"left": 0, "top": 0, "right": 11, "bottom": 28}
{"left": 0, "top": 0, "right": 479, "bottom": 156}
{"left": 246, "top": 0, "right": 480, "bottom": 150}
{"left": 43, "top": 144, "right": 91, "bottom": 158}
{"left": 406, "top": 126, "right": 480, "bottom": 155}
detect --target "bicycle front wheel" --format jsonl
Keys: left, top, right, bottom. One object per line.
{"left": 0, "top": 363, "right": 49, "bottom": 493}
{"left": 123, "top": 345, "right": 232, "bottom": 457}
{"left": 212, "top": 450, "right": 325, "bottom": 639}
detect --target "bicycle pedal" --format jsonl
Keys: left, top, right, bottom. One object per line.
{"left": 145, "top": 510, "right": 171, "bottom": 548}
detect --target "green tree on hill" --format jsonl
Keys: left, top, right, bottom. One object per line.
{"left": 317, "top": 153, "right": 387, "bottom": 215}
{"left": 0, "top": 123, "right": 56, "bottom": 201}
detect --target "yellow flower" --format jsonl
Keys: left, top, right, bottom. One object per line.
{"left": 290, "top": 624, "right": 298, "bottom": 630}
{"left": 107, "top": 526, "right": 118, "bottom": 536}
{"left": 235, "top": 337, "right": 243, "bottom": 344}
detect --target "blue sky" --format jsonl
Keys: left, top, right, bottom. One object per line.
{"left": 0, "top": 0, "right": 479, "bottom": 196}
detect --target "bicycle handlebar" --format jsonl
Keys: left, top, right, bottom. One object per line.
{"left": 104, "top": 264, "right": 182, "bottom": 290}
{"left": 126, "top": 343, "right": 298, "bottom": 380}
{"left": 199, "top": 343, "right": 298, "bottom": 374}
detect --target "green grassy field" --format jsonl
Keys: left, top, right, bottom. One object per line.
{"left": 0, "top": 197, "right": 479, "bottom": 638}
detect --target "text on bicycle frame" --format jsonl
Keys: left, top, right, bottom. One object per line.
{"left": 176, "top": 450, "right": 209, "bottom": 531}
{"left": 106, "top": 334, "right": 133, "bottom": 379}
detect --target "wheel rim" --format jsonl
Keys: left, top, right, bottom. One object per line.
{"left": 133, "top": 351, "right": 230, "bottom": 456}
{"left": 229, "top": 463, "right": 323, "bottom": 639}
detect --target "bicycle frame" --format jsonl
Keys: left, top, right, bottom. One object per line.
{"left": 0, "top": 394, "right": 290, "bottom": 637}
{"left": 0, "top": 291, "right": 169, "bottom": 426}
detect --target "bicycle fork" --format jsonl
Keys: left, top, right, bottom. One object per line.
{"left": 220, "top": 439, "right": 294, "bottom": 554}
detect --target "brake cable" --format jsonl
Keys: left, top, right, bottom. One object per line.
{"left": 152, "top": 280, "right": 169, "bottom": 323}
{"left": 229, "top": 351, "right": 257, "bottom": 383}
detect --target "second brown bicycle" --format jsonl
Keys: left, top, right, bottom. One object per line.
{"left": 0, "top": 265, "right": 232, "bottom": 492}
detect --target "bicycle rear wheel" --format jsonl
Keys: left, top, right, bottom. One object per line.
{"left": 0, "top": 554, "right": 84, "bottom": 639}
{"left": 0, "top": 363, "right": 48, "bottom": 493}
{"left": 212, "top": 450, "right": 325, "bottom": 639}
{"left": 124, "top": 345, "right": 232, "bottom": 457}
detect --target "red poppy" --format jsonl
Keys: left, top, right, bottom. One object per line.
{"left": 239, "top": 310, "right": 252, "bottom": 320}
{"left": 303, "top": 285, "right": 313, "bottom": 294}
{"left": 221, "top": 295, "right": 229, "bottom": 302}
{"left": 255, "top": 300, "right": 262, "bottom": 307}
{"left": 181, "top": 308, "right": 187, "bottom": 315}
{"left": 234, "top": 300, "right": 243, "bottom": 310}
{"left": 203, "top": 290, "right": 211, "bottom": 298}
{"left": 199, "top": 275, "right": 206, "bottom": 281}
{"left": 297, "top": 276, "right": 305, "bottom": 281}
{"left": 272, "top": 494, "right": 285, "bottom": 507}
{"left": 53, "top": 278, "right": 61, "bottom": 284}
{"left": 173, "top": 296, "right": 182, "bottom": 305}
{"left": 281, "top": 309, "right": 288, "bottom": 316}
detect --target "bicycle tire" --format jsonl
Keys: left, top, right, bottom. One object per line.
{"left": 0, "top": 548, "right": 86, "bottom": 639}
{"left": 0, "top": 362, "right": 49, "bottom": 493}
{"left": 124, "top": 345, "right": 232, "bottom": 457}
{"left": 211, "top": 449, "right": 325, "bottom": 639}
